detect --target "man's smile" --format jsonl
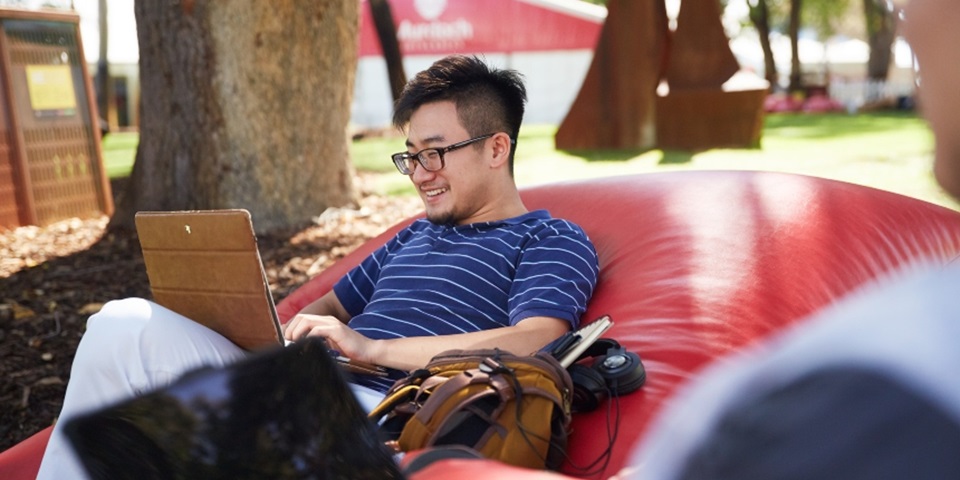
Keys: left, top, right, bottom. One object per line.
{"left": 423, "top": 187, "right": 448, "bottom": 198}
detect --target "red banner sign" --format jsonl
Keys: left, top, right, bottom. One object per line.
{"left": 359, "top": 0, "right": 604, "bottom": 57}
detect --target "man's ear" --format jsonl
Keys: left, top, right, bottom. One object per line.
{"left": 489, "top": 132, "right": 513, "bottom": 169}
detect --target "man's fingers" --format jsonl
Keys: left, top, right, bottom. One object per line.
{"left": 283, "top": 314, "right": 331, "bottom": 341}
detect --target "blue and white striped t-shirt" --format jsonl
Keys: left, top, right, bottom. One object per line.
{"left": 333, "top": 209, "right": 599, "bottom": 392}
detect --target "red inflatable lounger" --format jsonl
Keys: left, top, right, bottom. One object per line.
{"left": 4, "top": 171, "right": 960, "bottom": 479}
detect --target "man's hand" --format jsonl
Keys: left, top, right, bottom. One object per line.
{"left": 282, "top": 313, "right": 373, "bottom": 363}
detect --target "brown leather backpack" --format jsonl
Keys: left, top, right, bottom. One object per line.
{"left": 369, "top": 349, "right": 573, "bottom": 470}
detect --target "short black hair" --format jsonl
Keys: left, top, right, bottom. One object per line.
{"left": 393, "top": 55, "right": 527, "bottom": 170}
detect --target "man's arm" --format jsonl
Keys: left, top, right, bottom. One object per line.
{"left": 366, "top": 315, "right": 570, "bottom": 370}
{"left": 283, "top": 313, "right": 570, "bottom": 371}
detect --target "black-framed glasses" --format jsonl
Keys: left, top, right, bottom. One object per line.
{"left": 391, "top": 133, "right": 496, "bottom": 175}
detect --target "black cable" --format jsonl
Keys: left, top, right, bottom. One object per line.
{"left": 556, "top": 383, "right": 620, "bottom": 478}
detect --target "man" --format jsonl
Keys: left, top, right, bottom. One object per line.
{"left": 37, "top": 55, "right": 599, "bottom": 479}
{"left": 625, "top": 0, "right": 960, "bottom": 478}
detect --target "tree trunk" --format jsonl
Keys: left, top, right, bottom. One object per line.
{"left": 368, "top": 0, "right": 406, "bottom": 102}
{"left": 96, "top": 0, "right": 116, "bottom": 132}
{"left": 111, "top": 0, "right": 358, "bottom": 234}
{"left": 788, "top": 0, "right": 803, "bottom": 93}
{"left": 555, "top": 0, "right": 669, "bottom": 150}
{"left": 749, "top": 0, "right": 778, "bottom": 90}
{"left": 863, "top": 0, "right": 896, "bottom": 81}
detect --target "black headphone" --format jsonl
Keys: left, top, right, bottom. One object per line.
{"left": 569, "top": 338, "right": 646, "bottom": 413}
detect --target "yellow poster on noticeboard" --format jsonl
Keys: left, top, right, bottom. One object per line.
{"left": 26, "top": 65, "right": 77, "bottom": 113}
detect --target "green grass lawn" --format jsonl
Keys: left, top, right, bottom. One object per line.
{"left": 101, "top": 131, "right": 140, "bottom": 178}
{"left": 101, "top": 111, "right": 960, "bottom": 211}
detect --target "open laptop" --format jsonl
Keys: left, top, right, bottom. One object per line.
{"left": 134, "top": 209, "right": 284, "bottom": 351}
{"left": 134, "top": 209, "right": 387, "bottom": 377}
{"left": 63, "top": 337, "right": 405, "bottom": 479}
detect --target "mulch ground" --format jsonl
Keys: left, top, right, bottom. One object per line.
{"left": 0, "top": 176, "right": 422, "bottom": 451}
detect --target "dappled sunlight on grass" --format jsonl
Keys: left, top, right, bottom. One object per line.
{"left": 100, "top": 112, "right": 957, "bottom": 211}
{"left": 763, "top": 111, "right": 924, "bottom": 139}
{"left": 504, "top": 113, "right": 952, "bottom": 210}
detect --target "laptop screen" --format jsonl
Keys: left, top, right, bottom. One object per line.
{"left": 64, "top": 338, "right": 404, "bottom": 479}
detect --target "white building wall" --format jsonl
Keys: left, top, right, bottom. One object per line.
{"left": 352, "top": 49, "right": 594, "bottom": 129}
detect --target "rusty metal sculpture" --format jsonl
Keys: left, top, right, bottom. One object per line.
{"left": 557, "top": 0, "right": 769, "bottom": 152}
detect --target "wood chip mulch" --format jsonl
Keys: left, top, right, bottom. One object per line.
{"left": 0, "top": 177, "right": 422, "bottom": 451}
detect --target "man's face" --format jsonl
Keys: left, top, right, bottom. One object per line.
{"left": 404, "top": 101, "right": 495, "bottom": 225}
{"left": 902, "top": 0, "right": 960, "bottom": 199}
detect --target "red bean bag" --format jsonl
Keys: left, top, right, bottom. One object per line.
{"left": 4, "top": 171, "right": 960, "bottom": 479}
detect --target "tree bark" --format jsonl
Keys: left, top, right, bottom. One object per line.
{"left": 863, "top": 0, "right": 896, "bottom": 81}
{"left": 749, "top": 0, "right": 778, "bottom": 90}
{"left": 555, "top": 0, "right": 668, "bottom": 151}
{"left": 368, "top": 0, "right": 406, "bottom": 103}
{"left": 111, "top": 0, "right": 358, "bottom": 233}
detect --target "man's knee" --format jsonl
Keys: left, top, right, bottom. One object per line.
{"left": 77, "top": 297, "right": 244, "bottom": 392}
{"left": 85, "top": 297, "right": 154, "bottom": 339}
{"left": 75, "top": 298, "right": 155, "bottom": 372}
